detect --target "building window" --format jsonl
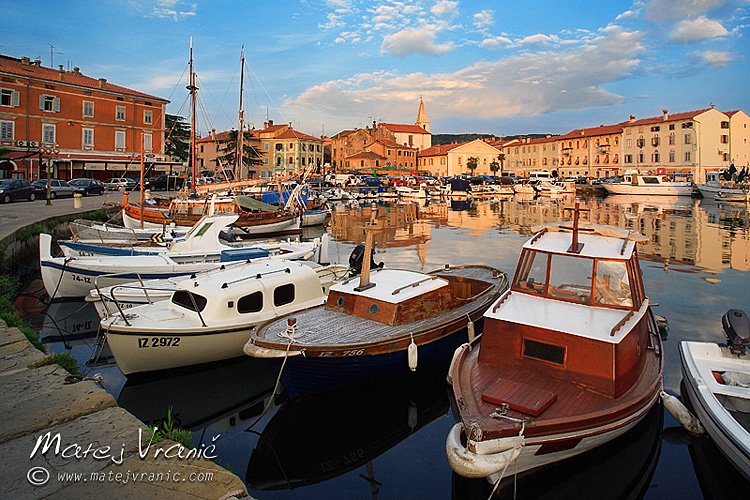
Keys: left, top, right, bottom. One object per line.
{"left": 669, "top": 124, "right": 675, "bottom": 130}
{"left": 42, "top": 124, "right": 56, "bottom": 144}
{"left": 637, "top": 151, "right": 644, "bottom": 163}
{"left": 668, "top": 133, "right": 674, "bottom": 145}
{"left": 669, "top": 149, "right": 675, "bottom": 162}
{"left": 83, "top": 101, "right": 94, "bottom": 117}
{"left": 40, "top": 95, "right": 60, "bottom": 112}
{"left": 684, "top": 134, "right": 692, "bottom": 144}
{"left": 685, "top": 151, "right": 691, "bottom": 162}
{"left": 0, "top": 88, "right": 20, "bottom": 107}
{"left": 82, "top": 128, "right": 94, "bottom": 147}
{"left": 0, "top": 120, "right": 13, "bottom": 141}
{"left": 626, "top": 139, "right": 632, "bottom": 148}
{"left": 143, "top": 133, "right": 152, "bottom": 151}
{"left": 721, "top": 121, "right": 729, "bottom": 129}
{"left": 624, "top": 154, "right": 633, "bottom": 164}
{"left": 115, "top": 130, "right": 126, "bottom": 149}
{"left": 723, "top": 153, "right": 730, "bottom": 161}
{"left": 116, "top": 105, "right": 126, "bottom": 121}
{"left": 264, "top": 142, "right": 269, "bottom": 150}
{"left": 652, "top": 150, "right": 660, "bottom": 163}
{"left": 144, "top": 110, "right": 153, "bottom": 124}
{"left": 720, "top": 135, "right": 728, "bottom": 144}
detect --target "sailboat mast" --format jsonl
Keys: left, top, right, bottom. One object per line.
{"left": 237, "top": 46, "right": 245, "bottom": 181}
{"left": 187, "top": 37, "right": 198, "bottom": 192}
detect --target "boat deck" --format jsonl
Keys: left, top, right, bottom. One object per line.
{"left": 252, "top": 266, "right": 507, "bottom": 351}
{"left": 454, "top": 342, "right": 662, "bottom": 440}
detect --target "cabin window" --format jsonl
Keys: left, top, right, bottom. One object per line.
{"left": 641, "top": 176, "right": 660, "bottom": 184}
{"left": 369, "top": 303, "right": 380, "bottom": 315}
{"left": 171, "top": 290, "right": 207, "bottom": 312}
{"left": 548, "top": 254, "right": 593, "bottom": 304}
{"left": 336, "top": 296, "right": 345, "bottom": 307}
{"left": 595, "top": 260, "right": 633, "bottom": 308}
{"left": 514, "top": 250, "right": 548, "bottom": 294}
{"left": 237, "top": 291, "right": 263, "bottom": 313}
{"left": 523, "top": 339, "right": 565, "bottom": 365}
{"left": 274, "top": 284, "right": 295, "bottom": 306}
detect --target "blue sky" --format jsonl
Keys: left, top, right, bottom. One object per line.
{"left": 3, "top": 1, "right": 749, "bottom": 137}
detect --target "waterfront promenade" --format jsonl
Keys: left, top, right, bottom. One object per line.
{"left": 0, "top": 193, "right": 249, "bottom": 499}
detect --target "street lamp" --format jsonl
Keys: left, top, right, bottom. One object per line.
{"left": 39, "top": 146, "right": 60, "bottom": 205}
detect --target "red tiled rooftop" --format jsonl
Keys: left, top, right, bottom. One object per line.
{"left": 621, "top": 108, "right": 714, "bottom": 128}
{"left": 419, "top": 143, "right": 461, "bottom": 157}
{"left": 0, "top": 54, "right": 168, "bottom": 103}
{"left": 275, "top": 129, "right": 321, "bottom": 141}
{"left": 381, "top": 123, "right": 431, "bottom": 134}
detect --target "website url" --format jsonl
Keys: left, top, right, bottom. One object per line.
{"left": 57, "top": 470, "right": 214, "bottom": 485}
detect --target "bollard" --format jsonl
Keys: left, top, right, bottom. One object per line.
{"left": 73, "top": 192, "right": 82, "bottom": 208}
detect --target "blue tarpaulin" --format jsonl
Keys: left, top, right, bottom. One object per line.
{"left": 260, "top": 188, "right": 310, "bottom": 206}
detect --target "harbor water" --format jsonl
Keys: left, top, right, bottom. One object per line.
{"left": 34, "top": 194, "right": 750, "bottom": 499}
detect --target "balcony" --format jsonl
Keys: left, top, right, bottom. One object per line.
{"left": 636, "top": 139, "right": 645, "bottom": 148}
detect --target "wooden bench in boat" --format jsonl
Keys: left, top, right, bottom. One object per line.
{"left": 482, "top": 378, "right": 558, "bottom": 417}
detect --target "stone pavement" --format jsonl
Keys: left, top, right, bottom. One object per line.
{"left": 0, "top": 322, "right": 249, "bottom": 499}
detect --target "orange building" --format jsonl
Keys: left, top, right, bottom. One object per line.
{"left": 0, "top": 54, "right": 173, "bottom": 181}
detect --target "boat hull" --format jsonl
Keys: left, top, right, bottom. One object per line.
{"left": 602, "top": 183, "right": 693, "bottom": 196}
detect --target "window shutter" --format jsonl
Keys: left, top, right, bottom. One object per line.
{"left": 39, "top": 95, "right": 45, "bottom": 110}
{"left": 11, "top": 91, "right": 20, "bottom": 107}
{"left": 53, "top": 97, "right": 61, "bottom": 112}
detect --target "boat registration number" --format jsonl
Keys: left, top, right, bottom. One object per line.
{"left": 137, "top": 337, "right": 181, "bottom": 348}
{"left": 70, "top": 274, "right": 92, "bottom": 284}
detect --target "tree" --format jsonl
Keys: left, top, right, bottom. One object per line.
{"left": 164, "top": 114, "right": 190, "bottom": 163}
{"left": 497, "top": 152, "right": 505, "bottom": 174}
{"left": 489, "top": 160, "right": 500, "bottom": 176}
{"left": 466, "top": 156, "right": 478, "bottom": 176}
{"left": 217, "top": 130, "right": 263, "bottom": 179}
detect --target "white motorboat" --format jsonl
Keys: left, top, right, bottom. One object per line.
{"left": 395, "top": 185, "right": 428, "bottom": 199}
{"left": 69, "top": 219, "right": 188, "bottom": 242}
{"left": 101, "top": 260, "right": 347, "bottom": 375}
{"left": 39, "top": 215, "right": 329, "bottom": 299}
{"left": 696, "top": 171, "right": 748, "bottom": 199}
{"left": 602, "top": 173, "right": 693, "bottom": 196}
{"left": 87, "top": 262, "right": 349, "bottom": 320}
{"left": 513, "top": 180, "right": 538, "bottom": 194}
{"left": 679, "top": 309, "right": 750, "bottom": 481}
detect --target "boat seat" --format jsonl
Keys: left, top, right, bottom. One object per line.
{"left": 482, "top": 378, "right": 558, "bottom": 417}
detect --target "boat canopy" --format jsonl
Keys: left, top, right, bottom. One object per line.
{"left": 449, "top": 178, "right": 471, "bottom": 192}
{"left": 233, "top": 196, "right": 279, "bottom": 212}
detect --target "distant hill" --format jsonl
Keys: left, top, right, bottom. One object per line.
{"left": 432, "top": 133, "right": 554, "bottom": 145}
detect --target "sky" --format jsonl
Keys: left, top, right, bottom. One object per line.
{"left": 2, "top": 0, "right": 749, "bottom": 138}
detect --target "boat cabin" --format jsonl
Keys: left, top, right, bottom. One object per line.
{"left": 480, "top": 225, "right": 653, "bottom": 399}
{"left": 325, "top": 268, "right": 493, "bottom": 326}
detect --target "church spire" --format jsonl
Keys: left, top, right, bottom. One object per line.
{"left": 416, "top": 96, "right": 430, "bottom": 133}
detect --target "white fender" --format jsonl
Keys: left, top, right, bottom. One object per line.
{"left": 445, "top": 423, "right": 524, "bottom": 478}
{"left": 408, "top": 338, "right": 418, "bottom": 371}
{"left": 446, "top": 343, "right": 470, "bottom": 385}
{"left": 661, "top": 391, "right": 705, "bottom": 436}
{"left": 39, "top": 233, "right": 52, "bottom": 261}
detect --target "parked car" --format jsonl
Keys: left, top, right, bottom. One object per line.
{"left": 0, "top": 179, "right": 35, "bottom": 203}
{"left": 31, "top": 179, "right": 77, "bottom": 199}
{"left": 68, "top": 178, "right": 105, "bottom": 196}
{"left": 144, "top": 174, "right": 185, "bottom": 191}
{"left": 105, "top": 178, "right": 137, "bottom": 191}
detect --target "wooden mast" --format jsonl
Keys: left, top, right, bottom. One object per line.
{"left": 187, "top": 37, "right": 198, "bottom": 193}
{"left": 355, "top": 205, "right": 379, "bottom": 292}
{"left": 561, "top": 202, "right": 592, "bottom": 253}
{"left": 236, "top": 46, "right": 245, "bottom": 181}
{"left": 139, "top": 148, "right": 145, "bottom": 229}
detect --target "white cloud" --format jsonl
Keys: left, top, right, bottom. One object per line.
{"left": 148, "top": 0, "right": 197, "bottom": 21}
{"left": 285, "top": 27, "right": 645, "bottom": 130}
{"left": 615, "top": 10, "right": 638, "bottom": 21}
{"left": 645, "top": 0, "right": 728, "bottom": 22}
{"left": 480, "top": 36, "right": 512, "bottom": 49}
{"left": 431, "top": 0, "right": 459, "bottom": 18}
{"left": 699, "top": 49, "right": 734, "bottom": 65}
{"left": 517, "top": 34, "right": 560, "bottom": 46}
{"left": 473, "top": 10, "right": 494, "bottom": 31}
{"left": 671, "top": 16, "right": 729, "bottom": 41}
{"left": 381, "top": 27, "right": 455, "bottom": 56}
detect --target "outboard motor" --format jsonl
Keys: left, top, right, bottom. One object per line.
{"left": 722, "top": 309, "right": 750, "bottom": 355}
{"left": 348, "top": 244, "right": 383, "bottom": 276}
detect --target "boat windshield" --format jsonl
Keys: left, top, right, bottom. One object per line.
{"left": 514, "top": 250, "right": 633, "bottom": 308}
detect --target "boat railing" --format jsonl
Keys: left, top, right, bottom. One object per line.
{"left": 93, "top": 271, "right": 160, "bottom": 323}
{"left": 610, "top": 310, "right": 635, "bottom": 337}
{"left": 391, "top": 276, "right": 441, "bottom": 295}
{"left": 221, "top": 266, "right": 292, "bottom": 288}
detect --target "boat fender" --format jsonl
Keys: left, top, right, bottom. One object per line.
{"left": 661, "top": 391, "right": 704, "bottom": 436}
{"left": 466, "top": 314, "right": 475, "bottom": 342}
{"left": 408, "top": 334, "right": 418, "bottom": 372}
{"left": 408, "top": 401, "right": 418, "bottom": 432}
{"left": 447, "top": 343, "right": 470, "bottom": 385}
{"left": 445, "top": 423, "right": 524, "bottom": 478}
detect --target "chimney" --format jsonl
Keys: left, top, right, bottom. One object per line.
{"left": 20, "top": 57, "right": 30, "bottom": 65}
{"left": 268, "top": 119, "right": 273, "bottom": 127}
{"left": 72, "top": 67, "right": 81, "bottom": 75}
{"left": 288, "top": 122, "right": 292, "bottom": 128}
{"left": 98, "top": 78, "right": 107, "bottom": 88}
{"left": 58, "top": 65, "right": 65, "bottom": 81}
{"left": 662, "top": 109, "right": 668, "bottom": 121}
{"left": 629, "top": 114, "right": 635, "bottom": 122}
{"left": 33, "top": 59, "right": 42, "bottom": 67}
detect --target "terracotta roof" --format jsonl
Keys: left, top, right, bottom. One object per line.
{"left": 381, "top": 123, "right": 430, "bottom": 134}
{"left": 196, "top": 130, "right": 257, "bottom": 144}
{"left": 332, "top": 129, "right": 356, "bottom": 139}
{"left": 275, "top": 129, "right": 321, "bottom": 141}
{"left": 507, "top": 135, "right": 560, "bottom": 145}
{"left": 621, "top": 108, "right": 715, "bottom": 128}
{"left": 0, "top": 54, "right": 168, "bottom": 103}
{"left": 371, "top": 137, "right": 416, "bottom": 150}
{"left": 556, "top": 124, "right": 623, "bottom": 140}
{"left": 347, "top": 151, "right": 387, "bottom": 160}
{"left": 418, "top": 143, "right": 461, "bottom": 157}
{"left": 725, "top": 110, "right": 742, "bottom": 117}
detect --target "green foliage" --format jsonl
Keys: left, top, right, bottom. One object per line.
{"left": 29, "top": 352, "right": 80, "bottom": 375}
{"left": 0, "top": 274, "right": 45, "bottom": 351}
{"left": 489, "top": 160, "right": 500, "bottom": 175}
{"left": 165, "top": 114, "right": 191, "bottom": 163}
{"left": 217, "top": 130, "right": 263, "bottom": 174}
{"left": 149, "top": 406, "right": 194, "bottom": 448}
{"left": 466, "top": 156, "right": 479, "bottom": 175}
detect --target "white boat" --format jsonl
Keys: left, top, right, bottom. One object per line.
{"left": 696, "top": 171, "right": 748, "bottom": 199}
{"left": 679, "top": 309, "right": 750, "bottom": 481}
{"left": 101, "top": 260, "right": 347, "bottom": 375}
{"left": 602, "top": 172, "right": 693, "bottom": 196}
{"left": 513, "top": 180, "right": 538, "bottom": 194}
{"left": 87, "top": 262, "right": 348, "bottom": 320}
{"left": 301, "top": 209, "right": 331, "bottom": 226}
{"left": 39, "top": 215, "right": 328, "bottom": 299}
{"left": 395, "top": 185, "right": 427, "bottom": 198}
{"left": 69, "top": 219, "right": 188, "bottom": 242}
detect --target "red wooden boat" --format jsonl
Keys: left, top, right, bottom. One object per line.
{"left": 446, "top": 205, "right": 664, "bottom": 480}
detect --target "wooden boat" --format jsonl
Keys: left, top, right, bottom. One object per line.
{"left": 69, "top": 218, "right": 187, "bottom": 242}
{"left": 244, "top": 217, "right": 508, "bottom": 398}
{"left": 39, "top": 214, "right": 327, "bottom": 299}
{"left": 446, "top": 204, "right": 664, "bottom": 480}
{"left": 679, "top": 309, "right": 750, "bottom": 481}
{"left": 602, "top": 172, "right": 693, "bottom": 196}
{"left": 121, "top": 193, "right": 300, "bottom": 235}
{"left": 101, "top": 259, "right": 346, "bottom": 375}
